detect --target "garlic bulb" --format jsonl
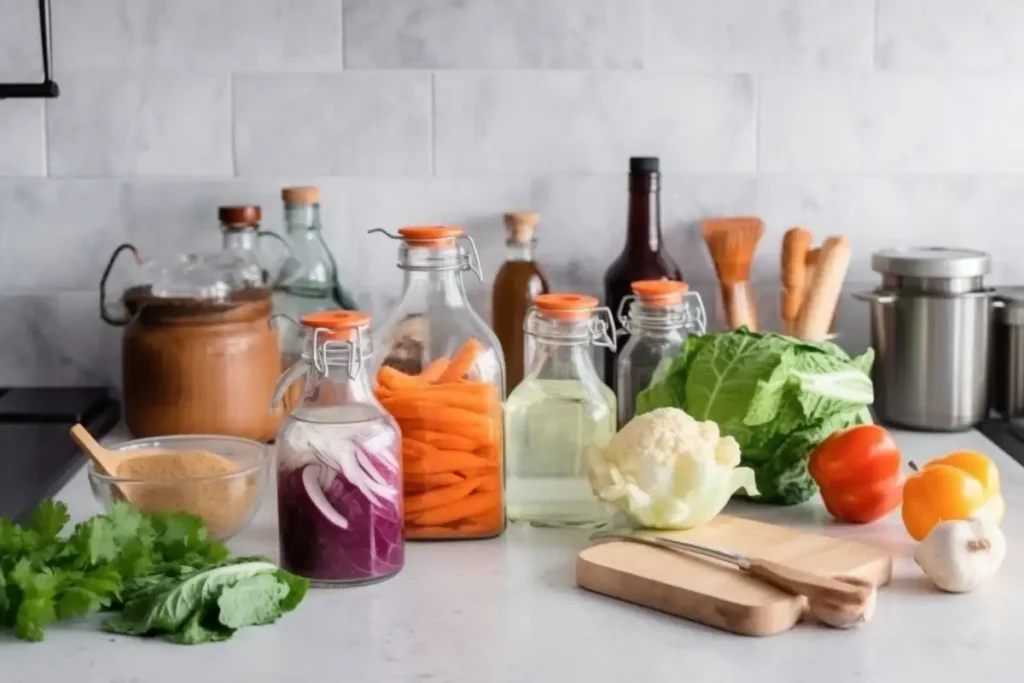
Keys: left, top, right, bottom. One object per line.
{"left": 914, "top": 517, "right": 1006, "bottom": 593}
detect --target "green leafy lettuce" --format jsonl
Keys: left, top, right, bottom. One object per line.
{"left": 636, "top": 328, "right": 875, "bottom": 505}
{"left": 1, "top": 501, "right": 308, "bottom": 644}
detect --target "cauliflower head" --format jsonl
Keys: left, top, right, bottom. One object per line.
{"left": 587, "top": 407, "right": 758, "bottom": 529}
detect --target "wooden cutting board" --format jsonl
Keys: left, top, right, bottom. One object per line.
{"left": 576, "top": 515, "right": 893, "bottom": 637}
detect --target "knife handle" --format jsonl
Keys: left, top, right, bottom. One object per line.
{"left": 746, "top": 558, "right": 872, "bottom": 605}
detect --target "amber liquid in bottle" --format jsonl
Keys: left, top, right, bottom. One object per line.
{"left": 493, "top": 213, "right": 550, "bottom": 393}
{"left": 602, "top": 157, "right": 683, "bottom": 391}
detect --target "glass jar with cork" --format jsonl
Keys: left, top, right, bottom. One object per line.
{"left": 217, "top": 205, "right": 290, "bottom": 287}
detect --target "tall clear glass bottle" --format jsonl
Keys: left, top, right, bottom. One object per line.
{"left": 615, "top": 280, "right": 706, "bottom": 427}
{"left": 270, "top": 310, "right": 403, "bottom": 586}
{"left": 602, "top": 158, "right": 683, "bottom": 391}
{"left": 273, "top": 187, "right": 359, "bottom": 372}
{"left": 370, "top": 226, "right": 506, "bottom": 541}
{"left": 492, "top": 211, "right": 549, "bottom": 393}
{"left": 505, "top": 294, "right": 617, "bottom": 528}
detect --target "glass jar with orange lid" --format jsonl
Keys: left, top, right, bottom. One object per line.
{"left": 270, "top": 310, "right": 404, "bottom": 585}
{"left": 369, "top": 226, "right": 505, "bottom": 541}
{"left": 615, "top": 280, "right": 706, "bottom": 426}
{"left": 505, "top": 293, "right": 617, "bottom": 528}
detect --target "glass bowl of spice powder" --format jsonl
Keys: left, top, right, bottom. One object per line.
{"left": 88, "top": 434, "right": 271, "bottom": 540}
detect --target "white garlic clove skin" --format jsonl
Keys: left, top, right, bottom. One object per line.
{"left": 914, "top": 517, "right": 1007, "bottom": 593}
{"left": 807, "top": 576, "right": 877, "bottom": 629}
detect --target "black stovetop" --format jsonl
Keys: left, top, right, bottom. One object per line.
{"left": 978, "top": 418, "right": 1024, "bottom": 468}
{"left": 0, "top": 388, "right": 120, "bottom": 523}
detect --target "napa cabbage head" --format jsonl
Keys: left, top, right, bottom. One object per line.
{"left": 636, "top": 328, "right": 875, "bottom": 505}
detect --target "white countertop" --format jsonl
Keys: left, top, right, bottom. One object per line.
{"left": 4, "top": 428, "right": 1024, "bottom": 683}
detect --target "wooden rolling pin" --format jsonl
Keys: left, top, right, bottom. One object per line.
{"left": 794, "top": 237, "right": 850, "bottom": 342}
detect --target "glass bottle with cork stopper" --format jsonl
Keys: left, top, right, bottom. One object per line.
{"left": 492, "top": 211, "right": 550, "bottom": 393}
{"left": 271, "top": 310, "right": 404, "bottom": 586}
{"left": 274, "top": 187, "right": 359, "bottom": 373}
{"left": 505, "top": 293, "right": 617, "bottom": 528}
{"left": 369, "top": 226, "right": 506, "bottom": 541}
{"left": 615, "top": 280, "right": 706, "bottom": 426}
{"left": 602, "top": 157, "right": 684, "bottom": 392}
{"left": 217, "top": 205, "right": 289, "bottom": 287}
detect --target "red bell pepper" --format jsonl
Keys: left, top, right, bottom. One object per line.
{"left": 808, "top": 424, "right": 903, "bottom": 524}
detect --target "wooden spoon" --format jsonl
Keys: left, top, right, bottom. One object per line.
{"left": 70, "top": 423, "right": 133, "bottom": 476}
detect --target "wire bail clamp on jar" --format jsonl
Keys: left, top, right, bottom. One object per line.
{"left": 310, "top": 324, "right": 366, "bottom": 380}
{"left": 268, "top": 311, "right": 371, "bottom": 410}
{"left": 367, "top": 226, "right": 484, "bottom": 282}
{"left": 616, "top": 280, "right": 708, "bottom": 336}
{"left": 525, "top": 294, "right": 617, "bottom": 350}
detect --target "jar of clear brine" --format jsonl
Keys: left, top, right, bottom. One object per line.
{"left": 615, "top": 280, "right": 705, "bottom": 426}
{"left": 505, "top": 294, "right": 617, "bottom": 528}
{"left": 271, "top": 311, "right": 403, "bottom": 585}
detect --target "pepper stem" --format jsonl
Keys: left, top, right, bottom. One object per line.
{"left": 908, "top": 461, "right": 919, "bottom": 472}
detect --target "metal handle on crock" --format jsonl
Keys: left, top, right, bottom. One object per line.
{"left": 98, "top": 242, "right": 142, "bottom": 326}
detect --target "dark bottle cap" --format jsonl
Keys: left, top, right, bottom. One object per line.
{"left": 218, "top": 205, "right": 261, "bottom": 228}
{"left": 629, "top": 157, "right": 660, "bottom": 173}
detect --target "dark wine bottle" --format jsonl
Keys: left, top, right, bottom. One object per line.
{"left": 602, "top": 157, "right": 683, "bottom": 391}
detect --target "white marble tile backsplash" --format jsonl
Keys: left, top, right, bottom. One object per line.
{"left": 646, "top": 0, "right": 876, "bottom": 72}
{"left": 0, "top": 0, "right": 1021, "bottom": 385}
{"left": 433, "top": 72, "right": 757, "bottom": 174}
{"left": 343, "top": 0, "right": 643, "bottom": 70}
{"left": 46, "top": 75, "right": 233, "bottom": 177}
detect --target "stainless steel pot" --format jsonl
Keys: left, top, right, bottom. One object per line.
{"left": 854, "top": 289, "right": 995, "bottom": 431}
{"left": 991, "top": 288, "right": 1024, "bottom": 418}
{"left": 857, "top": 246, "right": 994, "bottom": 432}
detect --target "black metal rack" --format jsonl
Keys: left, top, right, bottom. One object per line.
{"left": 0, "top": 0, "right": 59, "bottom": 99}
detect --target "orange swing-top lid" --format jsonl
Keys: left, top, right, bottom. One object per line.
{"left": 533, "top": 293, "right": 600, "bottom": 320}
{"left": 630, "top": 280, "right": 689, "bottom": 308}
{"left": 301, "top": 310, "right": 371, "bottom": 340}
{"left": 397, "top": 225, "right": 464, "bottom": 248}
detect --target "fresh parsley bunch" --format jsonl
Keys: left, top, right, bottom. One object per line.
{"left": 1, "top": 501, "right": 308, "bottom": 644}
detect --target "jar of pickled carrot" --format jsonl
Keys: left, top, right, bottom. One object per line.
{"left": 369, "top": 226, "right": 505, "bottom": 540}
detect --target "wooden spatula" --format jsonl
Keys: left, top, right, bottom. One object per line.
{"left": 592, "top": 531, "right": 872, "bottom": 606}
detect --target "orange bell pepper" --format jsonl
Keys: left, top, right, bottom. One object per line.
{"left": 808, "top": 424, "right": 903, "bottom": 524}
{"left": 901, "top": 450, "right": 1005, "bottom": 541}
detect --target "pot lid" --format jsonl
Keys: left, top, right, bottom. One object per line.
{"left": 871, "top": 247, "right": 990, "bottom": 279}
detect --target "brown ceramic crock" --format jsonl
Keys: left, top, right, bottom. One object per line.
{"left": 100, "top": 243, "right": 282, "bottom": 441}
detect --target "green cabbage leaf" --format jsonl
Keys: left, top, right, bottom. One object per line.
{"left": 636, "top": 328, "right": 875, "bottom": 505}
